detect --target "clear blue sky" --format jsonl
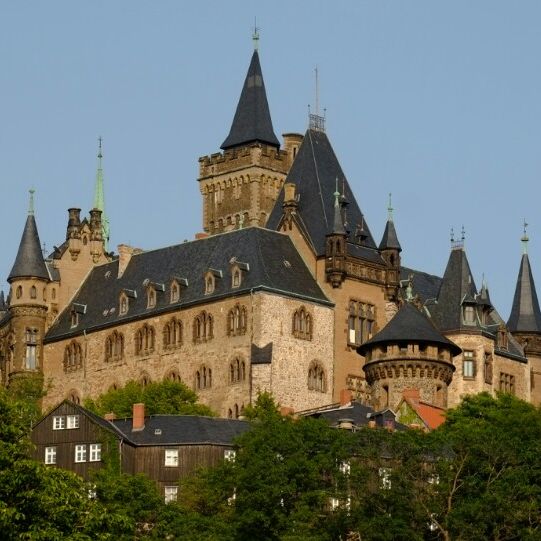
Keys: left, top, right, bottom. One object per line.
{"left": 2, "top": 1, "right": 541, "bottom": 318}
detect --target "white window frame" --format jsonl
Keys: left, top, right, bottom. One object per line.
{"left": 164, "top": 486, "right": 178, "bottom": 504}
{"left": 463, "top": 351, "right": 475, "bottom": 378}
{"left": 339, "top": 460, "right": 351, "bottom": 476}
{"left": 45, "top": 446, "right": 57, "bottom": 464}
{"left": 53, "top": 416, "right": 65, "bottom": 430}
{"left": 224, "top": 449, "right": 236, "bottom": 462}
{"left": 379, "top": 467, "right": 392, "bottom": 490}
{"left": 164, "top": 448, "right": 179, "bottom": 467}
{"left": 89, "top": 443, "right": 102, "bottom": 462}
{"left": 75, "top": 444, "right": 87, "bottom": 463}
{"left": 66, "top": 415, "right": 80, "bottom": 429}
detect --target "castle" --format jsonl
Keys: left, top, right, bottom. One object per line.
{"left": 1, "top": 38, "right": 540, "bottom": 418}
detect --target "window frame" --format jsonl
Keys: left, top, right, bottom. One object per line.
{"left": 89, "top": 443, "right": 102, "bottom": 462}
{"left": 75, "top": 444, "right": 87, "bottom": 463}
{"left": 45, "top": 446, "right": 57, "bottom": 464}
{"left": 462, "top": 350, "right": 476, "bottom": 379}
{"left": 164, "top": 485, "right": 178, "bottom": 504}
{"left": 66, "top": 415, "right": 80, "bottom": 429}
{"left": 53, "top": 416, "right": 65, "bottom": 430}
{"left": 164, "top": 448, "right": 179, "bottom": 467}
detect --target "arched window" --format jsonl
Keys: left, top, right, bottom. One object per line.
{"left": 135, "top": 324, "right": 155, "bottom": 356}
{"left": 293, "top": 307, "right": 313, "bottom": 340}
{"left": 105, "top": 331, "right": 124, "bottom": 362}
{"left": 16, "top": 285, "right": 22, "bottom": 299}
{"left": 227, "top": 304, "right": 247, "bottom": 336}
{"left": 195, "top": 365, "right": 212, "bottom": 390}
{"left": 30, "top": 285, "right": 37, "bottom": 299}
{"left": 205, "top": 276, "right": 214, "bottom": 294}
{"left": 229, "top": 357, "right": 247, "bottom": 384}
{"left": 233, "top": 269, "right": 241, "bottom": 287}
{"left": 163, "top": 317, "right": 182, "bottom": 349}
{"left": 147, "top": 287, "right": 156, "bottom": 309}
{"left": 193, "top": 311, "right": 214, "bottom": 343}
{"left": 166, "top": 371, "right": 181, "bottom": 383}
{"left": 307, "top": 361, "right": 327, "bottom": 392}
{"left": 63, "top": 340, "right": 83, "bottom": 372}
{"left": 119, "top": 294, "right": 128, "bottom": 315}
{"left": 170, "top": 282, "right": 179, "bottom": 303}
{"left": 52, "top": 288, "right": 56, "bottom": 300}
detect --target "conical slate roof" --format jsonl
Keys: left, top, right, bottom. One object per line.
{"left": 267, "top": 128, "right": 377, "bottom": 256}
{"left": 221, "top": 50, "right": 280, "bottom": 150}
{"left": 8, "top": 213, "right": 49, "bottom": 282}
{"left": 379, "top": 218, "right": 401, "bottom": 251}
{"left": 507, "top": 253, "right": 541, "bottom": 333}
{"left": 429, "top": 247, "right": 478, "bottom": 331}
{"left": 357, "top": 302, "right": 461, "bottom": 357}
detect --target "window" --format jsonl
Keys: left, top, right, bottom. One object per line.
{"left": 71, "top": 311, "right": 79, "bottom": 328}
{"left": 170, "top": 282, "right": 179, "bottom": 303}
{"left": 105, "top": 331, "right": 124, "bottom": 362}
{"left": 63, "top": 341, "right": 83, "bottom": 372}
{"left": 205, "top": 275, "right": 215, "bottom": 294}
{"left": 232, "top": 269, "right": 241, "bottom": 287}
{"left": 165, "top": 449, "right": 179, "bottom": 467}
{"left": 164, "top": 486, "right": 178, "bottom": 504}
{"left": 484, "top": 352, "right": 493, "bottom": 384}
{"left": 195, "top": 365, "right": 212, "bottom": 390}
{"left": 339, "top": 461, "right": 351, "bottom": 476}
{"left": 147, "top": 287, "right": 156, "bottom": 309}
{"left": 163, "top": 317, "right": 182, "bottom": 349}
{"left": 45, "top": 446, "right": 57, "bottom": 464}
{"left": 75, "top": 444, "right": 87, "bottom": 463}
{"left": 89, "top": 444, "right": 102, "bottom": 462}
{"left": 135, "top": 324, "right": 155, "bottom": 356}
{"left": 224, "top": 449, "right": 236, "bottom": 462}
{"left": 16, "top": 285, "right": 22, "bottom": 299}
{"left": 379, "top": 467, "right": 392, "bottom": 490}
{"left": 119, "top": 294, "right": 128, "bottom": 315}
{"left": 292, "top": 306, "right": 313, "bottom": 340}
{"left": 308, "top": 361, "right": 326, "bottom": 392}
{"left": 463, "top": 351, "right": 476, "bottom": 378}
{"left": 193, "top": 311, "right": 213, "bottom": 343}
{"left": 348, "top": 301, "right": 375, "bottom": 345}
{"left": 463, "top": 305, "right": 476, "bottom": 325}
{"left": 53, "top": 416, "right": 65, "bottom": 430}
{"left": 30, "top": 285, "right": 37, "bottom": 299}
{"left": 52, "top": 288, "right": 56, "bottom": 300}
{"left": 229, "top": 358, "right": 246, "bottom": 383}
{"left": 227, "top": 304, "right": 247, "bottom": 336}
{"left": 499, "top": 372, "right": 516, "bottom": 394}
{"left": 25, "top": 328, "right": 38, "bottom": 370}
{"left": 66, "top": 415, "right": 80, "bottom": 429}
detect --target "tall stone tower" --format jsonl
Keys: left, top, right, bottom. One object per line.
{"left": 507, "top": 228, "right": 541, "bottom": 405}
{"left": 198, "top": 34, "right": 299, "bottom": 234}
{"left": 5, "top": 190, "right": 49, "bottom": 388}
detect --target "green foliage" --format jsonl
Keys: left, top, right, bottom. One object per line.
{"left": 84, "top": 379, "right": 215, "bottom": 417}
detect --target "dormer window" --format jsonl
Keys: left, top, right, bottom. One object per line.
{"left": 147, "top": 287, "right": 156, "bottom": 309}
{"left": 70, "top": 303, "right": 87, "bottom": 328}
{"left": 119, "top": 293, "right": 129, "bottom": 315}
{"left": 233, "top": 269, "right": 241, "bottom": 288}
{"left": 230, "top": 261, "right": 249, "bottom": 289}
{"left": 71, "top": 311, "right": 79, "bottom": 328}
{"left": 204, "top": 269, "right": 222, "bottom": 295}
{"left": 463, "top": 305, "right": 476, "bottom": 325}
{"left": 171, "top": 282, "right": 179, "bottom": 303}
{"left": 205, "top": 275, "right": 214, "bottom": 294}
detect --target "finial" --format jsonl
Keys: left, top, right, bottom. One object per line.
{"left": 308, "top": 67, "right": 326, "bottom": 132}
{"left": 28, "top": 188, "right": 35, "bottom": 216}
{"left": 333, "top": 177, "right": 340, "bottom": 208}
{"left": 521, "top": 219, "right": 529, "bottom": 254}
{"left": 387, "top": 192, "right": 394, "bottom": 221}
{"left": 315, "top": 66, "right": 319, "bottom": 116}
{"left": 461, "top": 225, "right": 465, "bottom": 242}
{"left": 252, "top": 18, "right": 259, "bottom": 51}
{"left": 450, "top": 227, "right": 454, "bottom": 243}
{"left": 98, "top": 136, "right": 103, "bottom": 159}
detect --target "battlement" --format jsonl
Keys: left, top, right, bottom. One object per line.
{"left": 198, "top": 142, "right": 290, "bottom": 179}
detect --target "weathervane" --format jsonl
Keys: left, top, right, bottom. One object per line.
{"left": 252, "top": 18, "right": 259, "bottom": 51}
{"left": 522, "top": 219, "right": 529, "bottom": 254}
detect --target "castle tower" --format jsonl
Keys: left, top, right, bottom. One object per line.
{"left": 6, "top": 190, "right": 49, "bottom": 387}
{"left": 198, "top": 33, "right": 295, "bottom": 234}
{"left": 507, "top": 228, "right": 541, "bottom": 405}
{"left": 379, "top": 195, "right": 401, "bottom": 302}
{"left": 358, "top": 302, "right": 459, "bottom": 411}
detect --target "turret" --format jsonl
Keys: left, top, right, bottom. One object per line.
{"left": 7, "top": 190, "right": 48, "bottom": 383}
{"left": 325, "top": 187, "right": 347, "bottom": 288}
{"left": 379, "top": 194, "right": 402, "bottom": 300}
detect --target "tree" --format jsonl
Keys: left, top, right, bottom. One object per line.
{"left": 84, "top": 379, "right": 214, "bottom": 417}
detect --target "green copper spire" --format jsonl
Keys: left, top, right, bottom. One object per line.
{"left": 93, "top": 136, "right": 110, "bottom": 250}
{"left": 28, "top": 188, "right": 35, "bottom": 216}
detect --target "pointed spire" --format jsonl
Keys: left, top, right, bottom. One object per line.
{"left": 330, "top": 179, "right": 346, "bottom": 235}
{"left": 508, "top": 229, "right": 541, "bottom": 333}
{"left": 8, "top": 190, "right": 49, "bottom": 282}
{"left": 221, "top": 35, "right": 280, "bottom": 151}
{"left": 93, "top": 137, "right": 110, "bottom": 250}
{"left": 379, "top": 194, "right": 402, "bottom": 252}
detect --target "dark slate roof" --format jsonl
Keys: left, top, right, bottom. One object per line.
{"left": 379, "top": 218, "right": 401, "bottom": 252}
{"left": 357, "top": 302, "right": 461, "bottom": 357}
{"left": 400, "top": 267, "right": 442, "bottom": 303}
{"left": 267, "top": 128, "right": 378, "bottom": 257}
{"left": 488, "top": 308, "right": 526, "bottom": 361}
{"left": 221, "top": 50, "right": 280, "bottom": 150}
{"left": 45, "top": 227, "right": 331, "bottom": 342}
{"left": 429, "top": 248, "right": 478, "bottom": 331}
{"left": 301, "top": 400, "right": 408, "bottom": 431}
{"left": 8, "top": 214, "right": 49, "bottom": 282}
{"left": 507, "top": 253, "right": 541, "bottom": 333}
{"left": 111, "top": 415, "right": 249, "bottom": 446}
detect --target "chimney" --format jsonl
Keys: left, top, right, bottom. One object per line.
{"left": 132, "top": 403, "right": 145, "bottom": 431}
{"left": 89, "top": 209, "right": 103, "bottom": 240}
{"left": 104, "top": 412, "right": 116, "bottom": 421}
{"left": 282, "top": 132, "right": 304, "bottom": 166}
{"left": 117, "top": 244, "right": 142, "bottom": 278}
{"left": 66, "top": 208, "right": 81, "bottom": 240}
{"left": 403, "top": 388, "right": 421, "bottom": 402}
{"left": 340, "top": 388, "right": 353, "bottom": 406}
